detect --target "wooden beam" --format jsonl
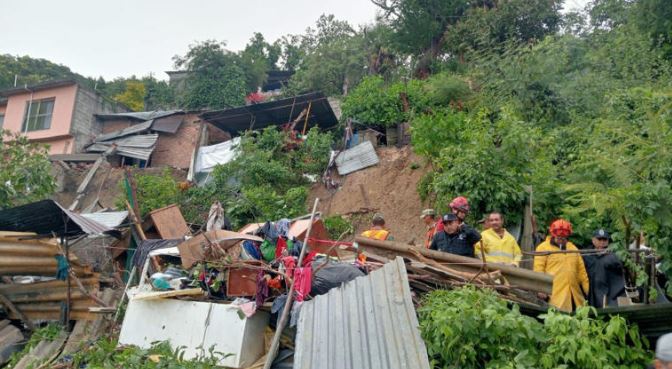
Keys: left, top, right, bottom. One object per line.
{"left": 69, "top": 145, "right": 116, "bottom": 211}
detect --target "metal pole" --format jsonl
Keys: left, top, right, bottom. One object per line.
{"left": 263, "top": 198, "right": 320, "bottom": 369}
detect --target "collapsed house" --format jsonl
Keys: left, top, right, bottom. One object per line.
{"left": 86, "top": 110, "right": 231, "bottom": 168}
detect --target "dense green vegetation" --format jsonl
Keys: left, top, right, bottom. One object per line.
{"left": 127, "top": 127, "right": 332, "bottom": 229}
{"left": 0, "top": 130, "right": 55, "bottom": 209}
{"left": 419, "top": 287, "right": 652, "bottom": 368}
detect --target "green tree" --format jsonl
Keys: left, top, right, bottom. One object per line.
{"left": 0, "top": 130, "right": 55, "bottom": 209}
{"left": 173, "top": 40, "right": 247, "bottom": 110}
{"left": 238, "top": 33, "right": 282, "bottom": 91}
{"left": 445, "top": 0, "right": 562, "bottom": 56}
{"left": 372, "top": 0, "right": 471, "bottom": 75}
{"left": 288, "top": 15, "right": 369, "bottom": 96}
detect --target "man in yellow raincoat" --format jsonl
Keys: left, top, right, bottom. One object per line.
{"left": 534, "top": 219, "right": 590, "bottom": 312}
{"left": 361, "top": 213, "right": 391, "bottom": 241}
{"left": 476, "top": 212, "right": 522, "bottom": 266}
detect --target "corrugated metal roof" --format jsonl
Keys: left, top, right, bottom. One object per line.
{"left": 334, "top": 140, "right": 380, "bottom": 175}
{"left": 294, "top": 257, "right": 431, "bottom": 369}
{"left": 95, "top": 110, "right": 183, "bottom": 121}
{"left": 95, "top": 120, "right": 154, "bottom": 142}
{"left": 152, "top": 114, "right": 184, "bottom": 134}
{"left": 81, "top": 211, "right": 128, "bottom": 228}
{"left": 87, "top": 134, "right": 158, "bottom": 160}
{"left": 0, "top": 200, "right": 115, "bottom": 237}
{"left": 49, "top": 153, "right": 101, "bottom": 162}
{"left": 200, "top": 92, "right": 338, "bottom": 135}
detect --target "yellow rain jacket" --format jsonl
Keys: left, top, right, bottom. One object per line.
{"left": 361, "top": 228, "right": 390, "bottom": 241}
{"left": 476, "top": 228, "right": 523, "bottom": 266}
{"left": 534, "top": 237, "right": 590, "bottom": 312}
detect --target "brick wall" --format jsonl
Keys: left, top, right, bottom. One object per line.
{"left": 71, "top": 87, "right": 129, "bottom": 153}
{"left": 206, "top": 122, "right": 231, "bottom": 144}
{"left": 151, "top": 114, "right": 201, "bottom": 169}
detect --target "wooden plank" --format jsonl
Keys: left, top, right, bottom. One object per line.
{"left": 69, "top": 147, "right": 116, "bottom": 211}
{"left": 146, "top": 204, "right": 190, "bottom": 239}
{"left": 132, "top": 288, "right": 204, "bottom": 301}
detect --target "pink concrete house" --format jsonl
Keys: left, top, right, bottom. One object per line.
{"left": 0, "top": 80, "right": 128, "bottom": 155}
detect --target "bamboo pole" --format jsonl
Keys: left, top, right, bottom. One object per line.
{"left": 354, "top": 236, "right": 553, "bottom": 294}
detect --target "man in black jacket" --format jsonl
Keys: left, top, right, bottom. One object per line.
{"left": 430, "top": 213, "right": 481, "bottom": 258}
{"left": 583, "top": 229, "right": 626, "bottom": 308}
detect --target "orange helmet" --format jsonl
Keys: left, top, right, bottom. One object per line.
{"left": 549, "top": 219, "right": 573, "bottom": 238}
{"left": 449, "top": 196, "right": 470, "bottom": 212}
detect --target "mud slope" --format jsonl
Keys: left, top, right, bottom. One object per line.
{"left": 309, "top": 146, "right": 432, "bottom": 244}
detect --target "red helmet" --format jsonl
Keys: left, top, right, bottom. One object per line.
{"left": 549, "top": 219, "right": 573, "bottom": 238}
{"left": 449, "top": 196, "right": 470, "bottom": 212}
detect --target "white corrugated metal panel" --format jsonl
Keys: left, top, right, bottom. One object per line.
{"left": 119, "top": 298, "right": 269, "bottom": 368}
{"left": 294, "top": 257, "right": 431, "bottom": 369}
{"left": 95, "top": 120, "right": 154, "bottom": 142}
{"left": 81, "top": 211, "right": 128, "bottom": 228}
{"left": 334, "top": 141, "right": 380, "bottom": 175}
{"left": 87, "top": 134, "right": 158, "bottom": 160}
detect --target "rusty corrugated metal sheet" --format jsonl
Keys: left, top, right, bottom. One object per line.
{"left": 0, "top": 200, "right": 114, "bottom": 237}
{"left": 294, "top": 257, "right": 431, "bottom": 369}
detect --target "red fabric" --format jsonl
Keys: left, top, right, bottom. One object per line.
{"left": 293, "top": 267, "right": 312, "bottom": 302}
{"left": 301, "top": 251, "right": 317, "bottom": 267}
{"left": 276, "top": 237, "right": 288, "bottom": 258}
{"left": 246, "top": 92, "right": 265, "bottom": 104}
{"left": 281, "top": 256, "right": 296, "bottom": 279}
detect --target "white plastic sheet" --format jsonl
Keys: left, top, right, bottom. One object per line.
{"left": 194, "top": 137, "right": 241, "bottom": 174}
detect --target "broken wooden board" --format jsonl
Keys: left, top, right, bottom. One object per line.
{"left": 12, "top": 331, "right": 67, "bottom": 369}
{"left": 0, "top": 321, "right": 23, "bottom": 366}
{"left": 143, "top": 204, "right": 190, "bottom": 239}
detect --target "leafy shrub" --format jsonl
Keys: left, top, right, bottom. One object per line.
{"left": 413, "top": 107, "right": 551, "bottom": 224}
{"left": 0, "top": 130, "right": 55, "bottom": 209}
{"left": 128, "top": 127, "right": 332, "bottom": 229}
{"left": 70, "top": 338, "right": 226, "bottom": 369}
{"left": 323, "top": 215, "right": 354, "bottom": 239}
{"left": 419, "top": 287, "right": 652, "bottom": 369}
{"left": 341, "top": 75, "right": 429, "bottom": 127}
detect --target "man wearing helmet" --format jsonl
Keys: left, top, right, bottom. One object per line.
{"left": 533, "top": 219, "right": 590, "bottom": 312}
{"left": 449, "top": 196, "right": 470, "bottom": 225}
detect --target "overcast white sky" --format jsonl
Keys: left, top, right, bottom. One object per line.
{"left": 1, "top": 0, "right": 590, "bottom": 82}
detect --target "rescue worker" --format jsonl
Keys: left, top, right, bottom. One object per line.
{"left": 655, "top": 333, "right": 672, "bottom": 369}
{"left": 582, "top": 229, "right": 626, "bottom": 308}
{"left": 421, "top": 209, "right": 441, "bottom": 248}
{"left": 533, "top": 219, "right": 590, "bottom": 312}
{"left": 430, "top": 213, "right": 481, "bottom": 258}
{"left": 476, "top": 212, "right": 523, "bottom": 266}
{"left": 449, "top": 196, "right": 470, "bottom": 225}
{"left": 361, "top": 213, "right": 391, "bottom": 241}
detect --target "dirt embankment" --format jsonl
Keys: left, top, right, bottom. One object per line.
{"left": 309, "top": 146, "right": 433, "bottom": 245}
